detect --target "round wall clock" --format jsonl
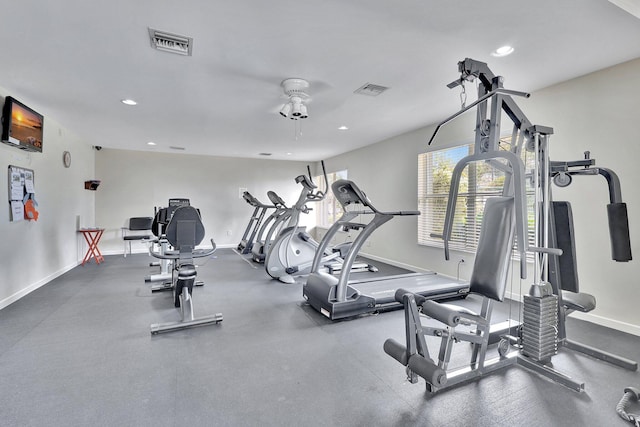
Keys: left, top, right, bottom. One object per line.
{"left": 63, "top": 151, "right": 71, "bottom": 168}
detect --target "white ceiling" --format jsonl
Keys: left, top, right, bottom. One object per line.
{"left": 2, "top": 0, "right": 640, "bottom": 161}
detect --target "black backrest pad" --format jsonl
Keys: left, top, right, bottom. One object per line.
{"left": 607, "top": 202, "right": 632, "bottom": 262}
{"left": 164, "top": 206, "right": 205, "bottom": 248}
{"left": 129, "top": 217, "right": 153, "bottom": 230}
{"left": 552, "top": 201, "right": 580, "bottom": 293}
{"left": 469, "top": 197, "right": 515, "bottom": 302}
{"left": 176, "top": 220, "right": 197, "bottom": 251}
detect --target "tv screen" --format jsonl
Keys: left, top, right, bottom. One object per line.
{"left": 1, "top": 96, "right": 44, "bottom": 152}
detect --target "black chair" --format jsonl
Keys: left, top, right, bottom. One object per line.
{"left": 149, "top": 205, "right": 222, "bottom": 334}
{"left": 122, "top": 217, "right": 153, "bottom": 257}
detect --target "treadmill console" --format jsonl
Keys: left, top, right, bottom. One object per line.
{"left": 332, "top": 179, "right": 368, "bottom": 208}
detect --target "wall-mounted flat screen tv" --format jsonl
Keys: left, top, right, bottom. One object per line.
{"left": 1, "top": 96, "right": 44, "bottom": 152}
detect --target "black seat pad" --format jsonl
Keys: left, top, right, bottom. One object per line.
{"left": 561, "top": 290, "right": 596, "bottom": 313}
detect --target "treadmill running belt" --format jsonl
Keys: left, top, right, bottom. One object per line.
{"left": 351, "top": 273, "right": 467, "bottom": 305}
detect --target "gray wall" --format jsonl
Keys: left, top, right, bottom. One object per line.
{"left": 0, "top": 89, "right": 95, "bottom": 309}
{"left": 94, "top": 149, "right": 312, "bottom": 254}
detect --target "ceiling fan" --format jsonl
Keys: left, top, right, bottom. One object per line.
{"left": 279, "top": 78, "right": 311, "bottom": 120}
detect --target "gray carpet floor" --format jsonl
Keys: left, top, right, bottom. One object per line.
{"left": 0, "top": 248, "right": 639, "bottom": 427}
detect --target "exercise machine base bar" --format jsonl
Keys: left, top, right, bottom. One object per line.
{"left": 150, "top": 313, "right": 223, "bottom": 335}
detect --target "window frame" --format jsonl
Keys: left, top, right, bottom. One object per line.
{"left": 418, "top": 138, "right": 535, "bottom": 255}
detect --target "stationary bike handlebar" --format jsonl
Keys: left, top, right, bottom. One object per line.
{"left": 149, "top": 238, "right": 217, "bottom": 260}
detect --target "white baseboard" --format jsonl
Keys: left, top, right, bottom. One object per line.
{"left": 0, "top": 261, "right": 79, "bottom": 310}
{"left": 566, "top": 311, "right": 640, "bottom": 337}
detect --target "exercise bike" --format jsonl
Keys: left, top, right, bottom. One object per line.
{"left": 149, "top": 204, "right": 222, "bottom": 334}
{"left": 265, "top": 162, "right": 376, "bottom": 284}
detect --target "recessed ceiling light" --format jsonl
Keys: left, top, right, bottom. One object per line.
{"left": 286, "top": 152, "right": 293, "bottom": 156}
{"left": 147, "top": 142, "right": 156, "bottom": 146}
{"left": 491, "top": 46, "right": 514, "bottom": 57}
{"left": 121, "top": 99, "right": 137, "bottom": 106}
{"left": 338, "top": 126, "right": 349, "bottom": 131}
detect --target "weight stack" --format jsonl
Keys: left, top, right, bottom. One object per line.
{"left": 522, "top": 288, "right": 558, "bottom": 362}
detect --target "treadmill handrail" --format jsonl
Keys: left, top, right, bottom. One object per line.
{"left": 267, "top": 190, "right": 287, "bottom": 208}
{"left": 243, "top": 191, "right": 276, "bottom": 209}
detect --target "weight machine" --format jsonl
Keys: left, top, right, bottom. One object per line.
{"left": 384, "top": 58, "right": 635, "bottom": 393}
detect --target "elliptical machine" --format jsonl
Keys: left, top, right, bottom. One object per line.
{"left": 265, "top": 162, "right": 375, "bottom": 284}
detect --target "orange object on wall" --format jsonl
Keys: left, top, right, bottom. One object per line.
{"left": 24, "top": 198, "right": 39, "bottom": 221}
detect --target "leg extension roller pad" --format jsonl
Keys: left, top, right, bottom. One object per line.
{"left": 408, "top": 354, "right": 447, "bottom": 387}
{"left": 384, "top": 339, "right": 409, "bottom": 366}
{"left": 384, "top": 339, "right": 447, "bottom": 387}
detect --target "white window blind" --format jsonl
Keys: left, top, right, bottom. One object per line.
{"left": 418, "top": 140, "right": 535, "bottom": 253}
{"left": 315, "top": 169, "right": 348, "bottom": 228}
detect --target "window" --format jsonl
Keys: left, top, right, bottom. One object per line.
{"left": 418, "top": 138, "right": 535, "bottom": 253}
{"left": 315, "top": 169, "right": 348, "bottom": 228}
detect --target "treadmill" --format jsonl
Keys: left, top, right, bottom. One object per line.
{"left": 303, "top": 179, "right": 469, "bottom": 320}
{"left": 250, "top": 191, "right": 291, "bottom": 263}
{"left": 237, "top": 191, "right": 275, "bottom": 254}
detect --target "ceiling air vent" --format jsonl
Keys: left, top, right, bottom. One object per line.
{"left": 169, "top": 146, "right": 186, "bottom": 151}
{"left": 148, "top": 28, "right": 193, "bottom": 56}
{"left": 354, "top": 83, "right": 389, "bottom": 96}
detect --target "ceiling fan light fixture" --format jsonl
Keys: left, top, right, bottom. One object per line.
{"left": 279, "top": 79, "right": 311, "bottom": 121}
{"left": 291, "top": 98, "right": 302, "bottom": 117}
{"left": 279, "top": 103, "right": 292, "bottom": 118}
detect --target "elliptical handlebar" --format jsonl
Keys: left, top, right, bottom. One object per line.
{"left": 267, "top": 191, "right": 288, "bottom": 208}
{"left": 295, "top": 160, "right": 329, "bottom": 204}
{"left": 308, "top": 160, "right": 328, "bottom": 202}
